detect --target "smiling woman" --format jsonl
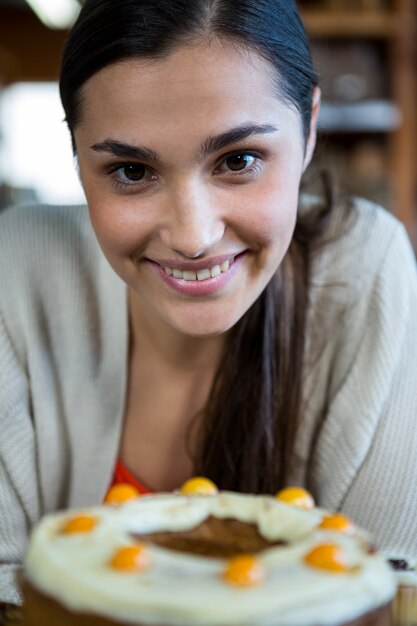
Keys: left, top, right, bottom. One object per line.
{"left": 75, "top": 43, "right": 308, "bottom": 338}
{"left": 1, "top": 0, "right": 417, "bottom": 614}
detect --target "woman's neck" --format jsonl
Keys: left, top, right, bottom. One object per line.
{"left": 119, "top": 289, "right": 227, "bottom": 491}
{"left": 128, "top": 289, "right": 227, "bottom": 375}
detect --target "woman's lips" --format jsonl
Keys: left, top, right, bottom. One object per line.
{"left": 148, "top": 253, "right": 245, "bottom": 297}
{"left": 163, "top": 257, "right": 233, "bottom": 281}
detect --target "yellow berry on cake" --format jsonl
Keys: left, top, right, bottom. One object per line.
{"left": 304, "top": 543, "right": 350, "bottom": 573}
{"left": 21, "top": 480, "right": 396, "bottom": 626}
{"left": 318, "top": 514, "right": 355, "bottom": 534}
{"left": 109, "top": 544, "right": 152, "bottom": 572}
{"left": 275, "top": 486, "right": 315, "bottom": 510}
{"left": 223, "top": 554, "right": 266, "bottom": 587}
{"left": 180, "top": 476, "right": 219, "bottom": 495}
{"left": 104, "top": 484, "right": 141, "bottom": 506}
{"left": 60, "top": 514, "right": 97, "bottom": 534}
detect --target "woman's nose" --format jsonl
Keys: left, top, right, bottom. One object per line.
{"left": 159, "top": 181, "right": 224, "bottom": 258}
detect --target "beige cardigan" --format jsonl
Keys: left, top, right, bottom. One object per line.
{"left": 1, "top": 198, "right": 417, "bottom": 602}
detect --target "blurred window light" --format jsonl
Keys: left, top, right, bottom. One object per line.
{"left": 0, "top": 82, "right": 86, "bottom": 205}
{"left": 25, "top": 0, "right": 80, "bottom": 29}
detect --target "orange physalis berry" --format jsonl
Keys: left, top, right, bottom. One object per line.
{"left": 304, "top": 543, "right": 349, "bottom": 573}
{"left": 104, "top": 483, "right": 140, "bottom": 505}
{"left": 180, "top": 477, "right": 218, "bottom": 496}
{"left": 110, "top": 544, "right": 152, "bottom": 572}
{"left": 223, "top": 555, "right": 266, "bottom": 588}
{"left": 318, "top": 513, "right": 354, "bottom": 534}
{"left": 61, "top": 515, "right": 97, "bottom": 534}
{"left": 275, "top": 487, "right": 315, "bottom": 510}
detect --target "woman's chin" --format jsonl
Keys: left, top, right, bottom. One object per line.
{"left": 167, "top": 315, "right": 237, "bottom": 339}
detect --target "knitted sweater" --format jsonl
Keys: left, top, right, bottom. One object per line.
{"left": 1, "top": 198, "right": 417, "bottom": 602}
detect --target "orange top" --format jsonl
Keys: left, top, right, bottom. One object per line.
{"left": 110, "top": 460, "right": 153, "bottom": 495}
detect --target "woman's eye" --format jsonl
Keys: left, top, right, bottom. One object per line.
{"left": 224, "top": 154, "right": 256, "bottom": 172}
{"left": 215, "top": 152, "right": 261, "bottom": 177}
{"left": 116, "top": 163, "right": 147, "bottom": 182}
{"left": 106, "top": 162, "right": 156, "bottom": 190}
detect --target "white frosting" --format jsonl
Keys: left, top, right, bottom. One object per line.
{"left": 24, "top": 492, "right": 396, "bottom": 626}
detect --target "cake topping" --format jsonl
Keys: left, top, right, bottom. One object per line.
{"left": 276, "top": 487, "right": 315, "bottom": 510}
{"left": 223, "top": 554, "right": 266, "bottom": 587}
{"left": 109, "top": 544, "right": 152, "bottom": 572}
{"left": 104, "top": 483, "right": 140, "bottom": 505}
{"left": 388, "top": 559, "right": 413, "bottom": 571}
{"left": 304, "top": 543, "right": 349, "bottom": 573}
{"left": 180, "top": 477, "right": 218, "bottom": 496}
{"left": 60, "top": 514, "right": 97, "bottom": 534}
{"left": 318, "top": 514, "right": 354, "bottom": 534}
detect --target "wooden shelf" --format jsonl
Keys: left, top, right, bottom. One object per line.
{"left": 301, "top": 10, "right": 399, "bottom": 38}
{"left": 300, "top": 0, "right": 417, "bottom": 248}
{"left": 318, "top": 100, "right": 401, "bottom": 133}
{"left": 0, "top": 8, "right": 67, "bottom": 83}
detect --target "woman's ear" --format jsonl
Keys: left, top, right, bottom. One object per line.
{"left": 302, "top": 86, "right": 321, "bottom": 173}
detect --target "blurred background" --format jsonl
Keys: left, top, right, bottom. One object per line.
{"left": 0, "top": 0, "right": 416, "bottom": 247}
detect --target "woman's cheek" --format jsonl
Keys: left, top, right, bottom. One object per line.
{"left": 231, "top": 179, "right": 298, "bottom": 247}
{"left": 87, "top": 196, "right": 153, "bottom": 258}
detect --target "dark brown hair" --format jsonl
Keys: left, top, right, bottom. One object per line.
{"left": 194, "top": 175, "right": 336, "bottom": 493}
{"left": 60, "top": 0, "right": 332, "bottom": 494}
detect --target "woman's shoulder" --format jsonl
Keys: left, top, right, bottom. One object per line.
{"left": 0, "top": 202, "right": 99, "bottom": 278}
{"left": 302, "top": 194, "right": 416, "bottom": 377}
{"left": 303, "top": 194, "right": 412, "bottom": 287}
{"left": 332, "top": 195, "right": 403, "bottom": 252}
{"left": 0, "top": 202, "right": 109, "bottom": 320}
{"left": 0, "top": 202, "right": 126, "bottom": 365}
{"left": 0, "top": 202, "right": 92, "bottom": 248}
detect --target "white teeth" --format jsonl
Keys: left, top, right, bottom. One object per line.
{"left": 197, "top": 269, "right": 211, "bottom": 281}
{"left": 183, "top": 270, "right": 197, "bottom": 281}
{"left": 163, "top": 257, "right": 234, "bottom": 281}
{"left": 210, "top": 265, "right": 221, "bottom": 278}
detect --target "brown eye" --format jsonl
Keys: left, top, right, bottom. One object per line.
{"left": 225, "top": 154, "right": 255, "bottom": 172}
{"left": 120, "top": 164, "right": 146, "bottom": 181}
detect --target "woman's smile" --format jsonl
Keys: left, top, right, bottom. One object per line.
{"left": 148, "top": 252, "right": 245, "bottom": 297}
{"left": 75, "top": 39, "right": 308, "bottom": 337}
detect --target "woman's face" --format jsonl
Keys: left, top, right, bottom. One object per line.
{"left": 75, "top": 40, "right": 318, "bottom": 338}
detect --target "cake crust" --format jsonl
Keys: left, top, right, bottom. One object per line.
{"left": 21, "top": 580, "right": 392, "bottom": 626}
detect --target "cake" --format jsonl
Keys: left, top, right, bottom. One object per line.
{"left": 21, "top": 479, "right": 395, "bottom": 626}
{"left": 388, "top": 559, "right": 417, "bottom": 626}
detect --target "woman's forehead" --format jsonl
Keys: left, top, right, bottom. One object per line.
{"left": 84, "top": 42, "right": 275, "bottom": 98}
{"left": 76, "top": 41, "right": 299, "bottom": 143}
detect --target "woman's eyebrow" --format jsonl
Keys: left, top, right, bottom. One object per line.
{"left": 90, "top": 140, "right": 159, "bottom": 162}
{"left": 90, "top": 124, "right": 278, "bottom": 161}
{"left": 200, "top": 124, "right": 279, "bottom": 156}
